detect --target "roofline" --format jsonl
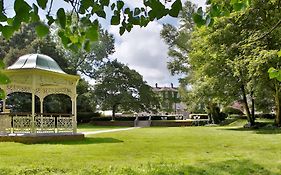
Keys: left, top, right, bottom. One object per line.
{"left": 3, "top": 68, "right": 80, "bottom": 80}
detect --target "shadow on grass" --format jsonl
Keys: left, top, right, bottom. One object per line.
{"left": 220, "top": 127, "right": 281, "bottom": 134}
{"left": 30, "top": 137, "right": 124, "bottom": 145}
{"left": 3, "top": 159, "right": 276, "bottom": 175}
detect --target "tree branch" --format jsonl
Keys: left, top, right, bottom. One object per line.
{"left": 250, "top": 19, "right": 281, "bottom": 43}
{"left": 47, "top": 0, "right": 54, "bottom": 16}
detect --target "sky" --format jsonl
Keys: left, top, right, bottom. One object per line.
{"left": 107, "top": 0, "right": 206, "bottom": 87}
{"left": 3, "top": 0, "right": 206, "bottom": 87}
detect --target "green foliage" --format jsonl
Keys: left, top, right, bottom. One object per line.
{"left": 65, "top": 25, "right": 115, "bottom": 78}
{"left": 94, "top": 60, "right": 159, "bottom": 117}
{"left": 222, "top": 106, "right": 244, "bottom": 115}
{"left": 0, "top": 23, "right": 98, "bottom": 113}
{"left": 0, "top": 0, "right": 182, "bottom": 52}
{"left": 164, "top": 0, "right": 281, "bottom": 125}
{"left": 77, "top": 112, "right": 101, "bottom": 123}
{"left": 6, "top": 92, "right": 40, "bottom": 112}
{"left": 44, "top": 94, "right": 72, "bottom": 113}
{"left": 193, "top": 0, "right": 251, "bottom": 27}
{"left": 35, "top": 24, "right": 49, "bottom": 37}
{"left": 76, "top": 79, "right": 96, "bottom": 112}
{"left": 268, "top": 67, "right": 281, "bottom": 82}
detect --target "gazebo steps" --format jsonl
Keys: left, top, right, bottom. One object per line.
{"left": 0, "top": 133, "right": 85, "bottom": 143}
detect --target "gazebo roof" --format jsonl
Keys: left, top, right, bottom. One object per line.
{"left": 7, "top": 54, "right": 66, "bottom": 74}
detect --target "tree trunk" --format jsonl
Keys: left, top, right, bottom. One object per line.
{"left": 275, "top": 87, "right": 281, "bottom": 126}
{"left": 250, "top": 91, "right": 255, "bottom": 122}
{"left": 241, "top": 85, "right": 255, "bottom": 126}
{"left": 112, "top": 104, "right": 117, "bottom": 121}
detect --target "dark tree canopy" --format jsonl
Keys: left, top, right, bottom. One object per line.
{"left": 94, "top": 60, "right": 159, "bottom": 118}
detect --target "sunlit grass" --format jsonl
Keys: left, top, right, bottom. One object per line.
{"left": 77, "top": 124, "right": 129, "bottom": 132}
{"left": 0, "top": 122, "right": 281, "bottom": 174}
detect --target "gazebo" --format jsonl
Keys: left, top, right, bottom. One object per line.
{"left": 0, "top": 54, "right": 84, "bottom": 141}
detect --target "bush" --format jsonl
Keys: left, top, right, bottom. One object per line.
{"left": 222, "top": 106, "right": 244, "bottom": 115}
{"left": 115, "top": 116, "right": 136, "bottom": 121}
{"left": 77, "top": 112, "right": 101, "bottom": 123}
{"left": 90, "top": 116, "right": 112, "bottom": 121}
{"left": 255, "top": 113, "right": 275, "bottom": 119}
{"left": 228, "top": 114, "right": 247, "bottom": 119}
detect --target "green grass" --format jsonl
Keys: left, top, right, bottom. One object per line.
{"left": 77, "top": 124, "right": 128, "bottom": 132}
{"left": 1, "top": 123, "right": 281, "bottom": 174}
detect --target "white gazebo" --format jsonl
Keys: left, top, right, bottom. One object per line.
{"left": 0, "top": 54, "right": 81, "bottom": 136}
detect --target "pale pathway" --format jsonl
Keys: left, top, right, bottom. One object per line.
{"left": 81, "top": 127, "right": 140, "bottom": 135}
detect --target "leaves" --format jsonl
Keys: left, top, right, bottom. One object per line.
{"left": 37, "top": 0, "right": 48, "bottom": 9}
{"left": 117, "top": 1, "right": 124, "bottom": 10}
{"left": 0, "top": 60, "right": 5, "bottom": 69}
{"left": 14, "top": 0, "right": 32, "bottom": 22}
{"left": 111, "top": 15, "right": 120, "bottom": 25}
{"left": 0, "top": 0, "right": 183, "bottom": 52}
{"left": 0, "top": 72, "right": 11, "bottom": 84}
{"left": 2, "top": 26, "right": 15, "bottom": 39}
{"left": 169, "top": 0, "right": 182, "bottom": 17}
{"left": 100, "top": 0, "right": 110, "bottom": 6}
{"left": 86, "top": 25, "right": 99, "bottom": 41}
{"left": 268, "top": 67, "right": 281, "bottom": 82}
{"left": 194, "top": 1, "right": 251, "bottom": 27}
{"left": 35, "top": 24, "right": 49, "bottom": 37}
{"left": 57, "top": 8, "right": 66, "bottom": 29}
{"left": 193, "top": 8, "right": 206, "bottom": 27}
{"left": 0, "top": 89, "right": 5, "bottom": 99}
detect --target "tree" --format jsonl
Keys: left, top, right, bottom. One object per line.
{"left": 65, "top": 26, "right": 115, "bottom": 78}
{"left": 163, "top": 0, "right": 281, "bottom": 126}
{"left": 76, "top": 79, "right": 96, "bottom": 112}
{"left": 0, "top": 0, "right": 182, "bottom": 51}
{"left": 94, "top": 60, "right": 159, "bottom": 119}
{"left": 0, "top": 23, "right": 98, "bottom": 113}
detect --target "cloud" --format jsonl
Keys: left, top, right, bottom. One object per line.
{"left": 109, "top": 21, "right": 181, "bottom": 87}
{"left": 106, "top": 0, "right": 206, "bottom": 87}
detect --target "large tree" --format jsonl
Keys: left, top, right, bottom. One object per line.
{"left": 94, "top": 60, "right": 159, "bottom": 119}
{"left": 162, "top": 0, "right": 281, "bottom": 126}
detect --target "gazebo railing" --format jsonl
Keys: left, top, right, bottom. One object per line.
{"left": 0, "top": 113, "right": 74, "bottom": 134}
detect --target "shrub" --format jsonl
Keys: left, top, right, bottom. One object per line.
{"left": 222, "top": 106, "right": 244, "bottom": 115}
{"left": 115, "top": 116, "right": 136, "bottom": 121}
{"left": 255, "top": 113, "right": 275, "bottom": 119}
{"left": 90, "top": 116, "right": 112, "bottom": 121}
{"left": 228, "top": 114, "right": 247, "bottom": 119}
{"left": 77, "top": 112, "right": 101, "bottom": 123}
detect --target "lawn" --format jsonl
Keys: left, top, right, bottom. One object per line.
{"left": 77, "top": 124, "right": 127, "bottom": 132}
{"left": 0, "top": 123, "right": 281, "bottom": 174}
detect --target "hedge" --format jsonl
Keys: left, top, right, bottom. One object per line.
{"left": 77, "top": 112, "right": 101, "bottom": 123}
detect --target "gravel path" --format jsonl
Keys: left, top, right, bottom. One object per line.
{"left": 81, "top": 127, "right": 140, "bottom": 135}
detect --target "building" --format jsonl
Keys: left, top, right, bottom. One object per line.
{"left": 153, "top": 83, "right": 185, "bottom": 115}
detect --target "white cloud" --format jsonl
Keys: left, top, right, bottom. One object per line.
{"left": 106, "top": 0, "right": 206, "bottom": 88}
{"left": 109, "top": 21, "right": 181, "bottom": 87}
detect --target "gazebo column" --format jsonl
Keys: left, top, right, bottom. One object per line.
{"left": 31, "top": 91, "right": 36, "bottom": 134}
{"left": 39, "top": 97, "right": 44, "bottom": 114}
{"left": 31, "top": 76, "right": 36, "bottom": 134}
{"left": 71, "top": 95, "right": 77, "bottom": 133}
{"left": 38, "top": 95, "right": 44, "bottom": 132}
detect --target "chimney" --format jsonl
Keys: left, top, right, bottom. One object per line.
{"left": 171, "top": 83, "right": 173, "bottom": 88}
{"left": 155, "top": 83, "right": 158, "bottom": 88}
